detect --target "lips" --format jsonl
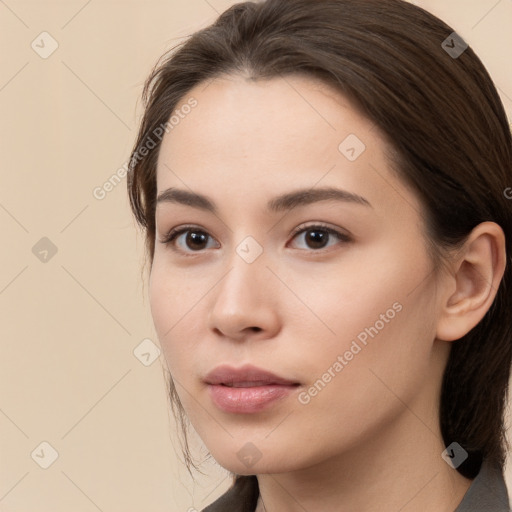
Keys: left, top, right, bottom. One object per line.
{"left": 203, "top": 364, "right": 300, "bottom": 387}
{"left": 204, "top": 364, "right": 300, "bottom": 414}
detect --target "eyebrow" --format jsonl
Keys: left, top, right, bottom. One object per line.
{"left": 156, "top": 186, "right": 372, "bottom": 213}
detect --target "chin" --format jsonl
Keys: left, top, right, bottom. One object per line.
{"left": 216, "top": 458, "right": 293, "bottom": 476}
{"left": 206, "top": 441, "right": 308, "bottom": 476}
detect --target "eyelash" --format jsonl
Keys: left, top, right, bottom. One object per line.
{"left": 158, "top": 222, "right": 351, "bottom": 257}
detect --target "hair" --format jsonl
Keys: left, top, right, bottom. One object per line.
{"left": 127, "top": 0, "right": 512, "bottom": 481}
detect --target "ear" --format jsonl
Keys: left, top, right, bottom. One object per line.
{"left": 436, "top": 221, "right": 507, "bottom": 342}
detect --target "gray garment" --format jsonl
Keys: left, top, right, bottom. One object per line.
{"left": 202, "top": 458, "right": 511, "bottom": 511}
{"left": 454, "top": 459, "right": 510, "bottom": 511}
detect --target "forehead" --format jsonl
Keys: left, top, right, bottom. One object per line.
{"left": 155, "top": 74, "right": 419, "bottom": 220}
{"left": 160, "top": 73, "right": 375, "bottom": 158}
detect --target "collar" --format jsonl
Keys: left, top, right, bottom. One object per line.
{"left": 454, "top": 458, "right": 510, "bottom": 511}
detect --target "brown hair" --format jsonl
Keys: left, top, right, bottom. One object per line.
{"left": 127, "top": 0, "right": 512, "bottom": 480}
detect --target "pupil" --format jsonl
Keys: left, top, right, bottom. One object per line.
{"left": 307, "top": 229, "right": 327, "bottom": 249}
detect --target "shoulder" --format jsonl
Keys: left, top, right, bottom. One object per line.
{"left": 201, "top": 475, "right": 259, "bottom": 512}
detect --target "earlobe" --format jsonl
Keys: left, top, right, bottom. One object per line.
{"left": 435, "top": 222, "right": 506, "bottom": 342}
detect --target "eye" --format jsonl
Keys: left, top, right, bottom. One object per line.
{"left": 159, "top": 225, "right": 219, "bottom": 254}
{"left": 288, "top": 223, "right": 351, "bottom": 251}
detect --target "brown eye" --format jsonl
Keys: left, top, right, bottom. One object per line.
{"left": 160, "top": 226, "right": 219, "bottom": 253}
{"left": 290, "top": 224, "right": 351, "bottom": 251}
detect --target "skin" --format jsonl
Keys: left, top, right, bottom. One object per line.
{"left": 149, "top": 74, "right": 506, "bottom": 512}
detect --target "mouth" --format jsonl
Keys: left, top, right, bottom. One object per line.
{"left": 204, "top": 364, "right": 301, "bottom": 413}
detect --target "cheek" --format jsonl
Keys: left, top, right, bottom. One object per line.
{"left": 304, "top": 299, "right": 438, "bottom": 458}
{"left": 148, "top": 260, "right": 201, "bottom": 373}
{"left": 149, "top": 261, "right": 173, "bottom": 340}
{"left": 282, "top": 240, "right": 430, "bottom": 350}
{"left": 296, "top": 241, "right": 438, "bottom": 394}
{"left": 297, "top": 256, "right": 439, "bottom": 428}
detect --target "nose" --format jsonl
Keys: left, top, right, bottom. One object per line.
{"left": 207, "top": 249, "right": 281, "bottom": 342}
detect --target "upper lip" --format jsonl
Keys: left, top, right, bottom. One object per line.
{"left": 204, "top": 364, "right": 300, "bottom": 386}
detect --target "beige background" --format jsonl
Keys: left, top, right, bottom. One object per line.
{"left": 1, "top": 0, "right": 511, "bottom": 511}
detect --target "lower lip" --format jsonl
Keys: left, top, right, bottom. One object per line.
{"left": 207, "top": 384, "right": 298, "bottom": 413}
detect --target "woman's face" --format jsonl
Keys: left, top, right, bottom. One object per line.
{"left": 149, "top": 74, "right": 451, "bottom": 474}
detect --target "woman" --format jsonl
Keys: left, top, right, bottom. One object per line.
{"left": 127, "top": 0, "right": 512, "bottom": 510}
